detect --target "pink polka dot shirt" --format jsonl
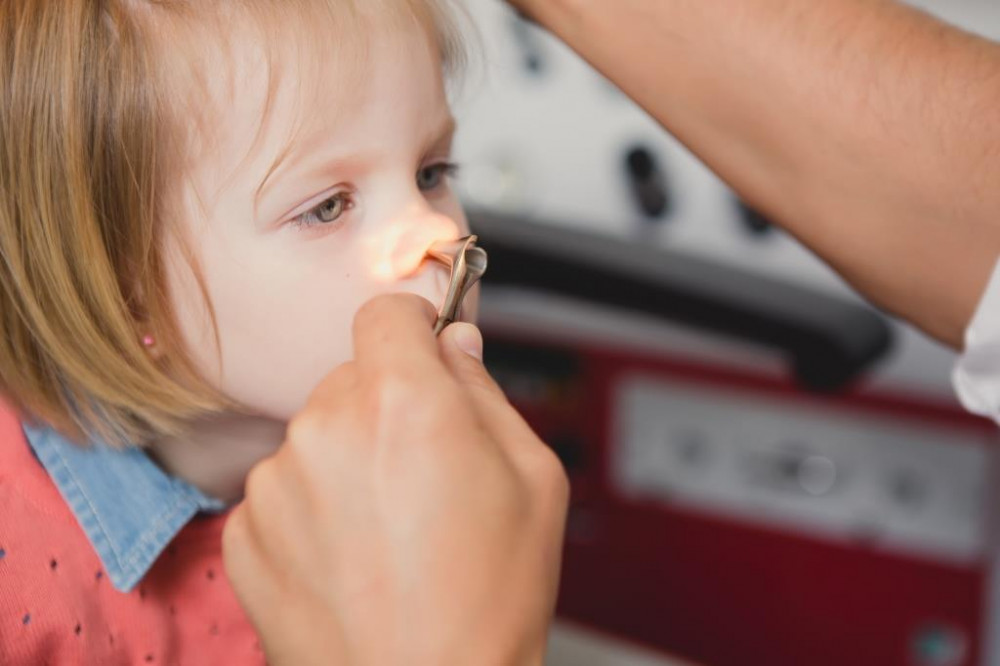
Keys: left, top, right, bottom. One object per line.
{"left": 0, "top": 401, "right": 265, "bottom": 665}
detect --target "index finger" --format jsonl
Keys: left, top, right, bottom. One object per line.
{"left": 352, "top": 293, "right": 445, "bottom": 380}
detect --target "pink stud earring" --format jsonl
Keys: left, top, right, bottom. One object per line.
{"left": 142, "top": 334, "right": 156, "bottom": 349}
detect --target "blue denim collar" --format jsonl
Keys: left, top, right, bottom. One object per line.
{"left": 21, "top": 423, "right": 228, "bottom": 593}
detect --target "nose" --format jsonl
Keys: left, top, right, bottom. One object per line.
{"left": 362, "top": 210, "right": 461, "bottom": 282}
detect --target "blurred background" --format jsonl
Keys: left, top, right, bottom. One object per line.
{"left": 450, "top": 1, "right": 1000, "bottom": 665}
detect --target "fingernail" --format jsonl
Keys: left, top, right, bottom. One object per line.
{"left": 452, "top": 324, "right": 483, "bottom": 361}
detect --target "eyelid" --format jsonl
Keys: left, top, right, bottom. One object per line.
{"left": 277, "top": 153, "right": 458, "bottom": 227}
{"left": 423, "top": 161, "right": 460, "bottom": 180}
{"left": 281, "top": 185, "right": 354, "bottom": 224}
{"left": 291, "top": 191, "right": 356, "bottom": 227}
{"left": 423, "top": 144, "right": 455, "bottom": 162}
{"left": 421, "top": 158, "right": 460, "bottom": 175}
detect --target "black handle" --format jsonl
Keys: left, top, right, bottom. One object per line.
{"left": 469, "top": 209, "right": 894, "bottom": 392}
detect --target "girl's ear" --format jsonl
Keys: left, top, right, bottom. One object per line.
{"left": 128, "top": 280, "right": 165, "bottom": 361}
{"left": 141, "top": 333, "right": 161, "bottom": 356}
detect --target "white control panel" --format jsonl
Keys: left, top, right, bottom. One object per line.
{"left": 612, "top": 374, "right": 996, "bottom": 563}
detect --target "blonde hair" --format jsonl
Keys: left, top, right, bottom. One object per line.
{"left": 0, "top": 0, "right": 466, "bottom": 447}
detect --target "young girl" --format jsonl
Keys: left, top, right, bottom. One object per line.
{"left": 0, "top": 0, "right": 471, "bottom": 663}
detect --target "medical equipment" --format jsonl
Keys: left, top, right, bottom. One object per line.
{"left": 470, "top": 209, "right": 891, "bottom": 390}
{"left": 467, "top": 208, "right": 994, "bottom": 666}
{"left": 427, "top": 235, "right": 488, "bottom": 335}
{"left": 481, "top": 330, "right": 994, "bottom": 666}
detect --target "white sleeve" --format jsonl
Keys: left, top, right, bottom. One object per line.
{"left": 952, "top": 256, "right": 1000, "bottom": 425}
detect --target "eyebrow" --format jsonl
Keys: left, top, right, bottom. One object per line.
{"left": 253, "top": 114, "right": 458, "bottom": 215}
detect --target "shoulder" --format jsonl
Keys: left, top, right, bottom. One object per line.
{"left": 0, "top": 398, "right": 94, "bottom": 598}
{"left": 0, "top": 402, "right": 115, "bottom": 663}
{"left": 0, "top": 459, "right": 94, "bottom": 664}
{"left": 0, "top": 400, "right": 73, "bottom": 516}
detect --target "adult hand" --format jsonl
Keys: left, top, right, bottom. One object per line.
{"left": 222, "top": 294, "right": 569, "bottom": 666}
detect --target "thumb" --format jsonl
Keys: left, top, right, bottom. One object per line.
{"left": 437, "top": 323, "right": 506, "bottom": 402}
{"left": 439, "top": 323, "right": 555, "bottom": 467}
{"left": 444, "top": 321, "right": 483, "bottom": 361}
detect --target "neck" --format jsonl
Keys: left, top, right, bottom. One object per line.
{"left": 147, "top": 412, "right": 287, "bottom": 503}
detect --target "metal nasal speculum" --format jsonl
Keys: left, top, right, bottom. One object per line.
{"left": 425, "top": 235, "right": 488, "bottom": 336}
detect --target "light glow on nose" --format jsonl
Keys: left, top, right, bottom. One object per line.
{"left": 361, "top": 212, "right": 460, "bottom": 283}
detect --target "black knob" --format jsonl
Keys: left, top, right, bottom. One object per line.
{"left": 509, "top": 15, "right": 548, "bottom": 77}
{"left": 624, "top": 145, "right": 671, "bottom": 220}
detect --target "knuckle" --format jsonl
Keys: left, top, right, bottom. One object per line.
{"left": 354, "top": 293, "right": 433, "bottom": 332}
{"left": 461, "top": 365, "right": 508, "bottom": 402}
{"left": 313, "top": 362, "right": 356, "bottom": 400}
{"left": 358, "top": 371, "right": 459, "bottom": 442}
{"left": 393, "top": 292, "right": 437, "bottom": 320}
{"left": 221, "top": 507, "right": 246, "bottom": 554}
{"left": 366, "top": 368, "right": 431, "bottom": 413}
{"left": 240, "top": 459, "right": 287, "bottom": 541}
{"left": 354, "top": 293, "right": 433, "bottom": 325}
{"left": 242, "top": 458, "right": 276, "bottom": 506}
{"left": 222, "top": 507, "right": 256, "bottom": 582}
{"left": 528, "top": 445, "right": 571, "bottom": 503}
{"left": 353, "top": 296, "right": 389, "bottom": 330}
{"left": 285, "top": 412, "right": 324, "bottom": 449}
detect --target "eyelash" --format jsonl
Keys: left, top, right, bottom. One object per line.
{"left": 417, "top": 161, "right": 461, "bottom": 192}
{"left": 289, "top": 161, "right": 461, "bottom": 231}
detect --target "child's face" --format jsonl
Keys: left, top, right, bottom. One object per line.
{"left": 163, "top": 18, "right": 470, "bottom": 422}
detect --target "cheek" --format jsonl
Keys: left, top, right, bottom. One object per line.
{"left": 163, "top": 231, "right": 377, "bottom": 420}
{"left": 225, "top": 291, "right": 358, "bottom": 419}
{"left": 163, "top": 205, "right": 468, "bottom": 423}
{"left": 210, "top": 256, "right": 377, "bottom": 420}
{"left": 162, "top": 233, "right": 223, "bottom": 385}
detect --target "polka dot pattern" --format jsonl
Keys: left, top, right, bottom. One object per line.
{"left": 0, "top": 406, "right": 265, "bottom": 665}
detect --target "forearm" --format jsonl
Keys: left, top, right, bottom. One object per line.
{"left": 515, "top": 0, "right": 1000, "bottom": 347}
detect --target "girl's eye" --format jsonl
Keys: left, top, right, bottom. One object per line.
{"left": 291, "top": 192, "right": 355, "bottom": 230}
{"left": 417, "top": 162, "right": 460, "bottom": 192}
